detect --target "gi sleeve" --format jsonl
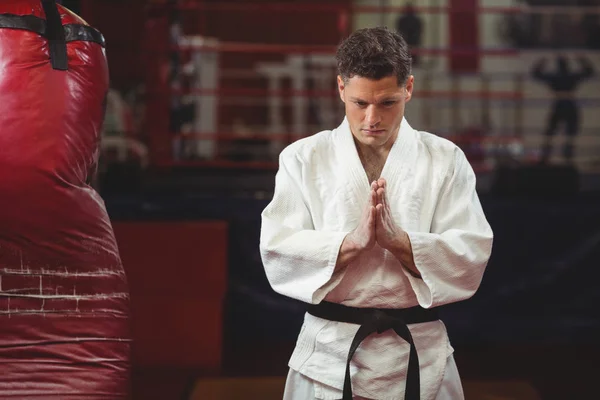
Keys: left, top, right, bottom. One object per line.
{"left": 259, "top": 150, "right": 348, "bottom": 304}
{"left": 404, "top": 148, "right": 494, "bottom": 308}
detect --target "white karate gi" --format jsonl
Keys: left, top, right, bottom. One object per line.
{"left": 260, "top": 117, "right": 493, "bottom": 400}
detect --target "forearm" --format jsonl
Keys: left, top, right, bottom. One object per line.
{"left": 334, "top": 235, "right": 363, "bottom": 272}
{"left": 401, "top": 230, "right": 492, "bottom": 308}
{"left": 389, "top": 231, "right": 422, "bottom": 278}
{"left": 260, "top": 220, "right": 351, "bottom": 304}
{"left": 311, "top": 233, "right": 363, "bottom": 303}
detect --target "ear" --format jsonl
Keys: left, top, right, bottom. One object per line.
{"left": 405, "top": 75, "right": 414, "bottom": 103}
{"left": 337, "top": 75, "right": 346, "bottom": 103}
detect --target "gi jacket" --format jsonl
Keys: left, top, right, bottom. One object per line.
{"left": 260, "top": 117, "right": 493, "bottom": 400}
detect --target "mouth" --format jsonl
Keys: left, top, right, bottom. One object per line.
{"left": 362, "top": 129, "right": 386, "bottom": 135}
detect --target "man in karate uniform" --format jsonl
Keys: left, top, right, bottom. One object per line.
{"left": 260, "top": 27, "right": 493, "bottom": 400}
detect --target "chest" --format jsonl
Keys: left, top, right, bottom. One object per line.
{"left": 363, "top": 161, "right": 385, "bottom": 183}
{"left": 359, "top": 153, "right": 387, "bottom": 183}
{"left": 309, "top": 164, "right": 432, "bottom": 233}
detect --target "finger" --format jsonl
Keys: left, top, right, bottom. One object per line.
{"left": 378, "top": 178, "right": 386, "bottom": 188}
{"left": 370, "top": 189, "right": 377, "bottom": 206}
{"left": 376, "top": 203, "right": 383, "bottom": 216}
{"left": 379, "top": 188, "right": 392, "bottom": 218}
{"left": 371, "top": 181, "right": 379, "bottom": 191}
{"left": 377, "top": 187, "right": 384, "bottom": 205}
{"left": 367, "top": 206, "right": 376, "bottom": 235}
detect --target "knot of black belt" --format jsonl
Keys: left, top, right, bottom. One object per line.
{"left": 307, "top": 301, "right": 439, "bottom": 400}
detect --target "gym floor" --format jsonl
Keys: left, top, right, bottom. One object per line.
{"left": 132, "top": 341, "right": 599, "bottom": 400}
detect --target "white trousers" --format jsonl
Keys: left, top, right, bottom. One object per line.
{"left": 282, "top": 355, "right": 464, "bottom": 400}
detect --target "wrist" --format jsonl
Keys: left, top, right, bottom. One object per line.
{"left": 389, "top": 231, "right": 409, "bottom": 256}
{"left": 335, "top": 233, "right": 364, "bottom": 271}
{"left": 341, "top": 233, "right": 364, "bottom": 256}
{"left": 390, "top": 231, "right": 421, "bottom": 278}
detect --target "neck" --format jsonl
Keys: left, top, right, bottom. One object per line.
{"left": 354, "top": 128, "right": 399, "bottom": 158}
{"left": 354, "top": 139, "right": 390, "bottom": 160}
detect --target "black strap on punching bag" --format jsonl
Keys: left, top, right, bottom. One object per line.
{"left": 41, "top": 0, "right": 68, "bottom": 70}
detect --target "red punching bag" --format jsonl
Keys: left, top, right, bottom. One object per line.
{"left": 0, "top": 1, "right": 131, "bottom": 398}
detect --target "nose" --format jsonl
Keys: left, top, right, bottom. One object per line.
{"left": 365, "top": 105, "right": 381, "bottom": 127}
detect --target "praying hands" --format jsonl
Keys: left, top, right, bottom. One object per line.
{"left": 373, "top": 178, "right": 420, "bottom": 277}
{"left": 341, "top": 178, "right": 421, "bottom": 277}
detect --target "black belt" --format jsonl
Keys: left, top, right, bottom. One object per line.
{"left": 307, "top": 301, "right": 439, "bottom": 400}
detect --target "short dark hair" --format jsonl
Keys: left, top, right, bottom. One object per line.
{"left": 335, "top": 27, "right": 412, "bottom": 86}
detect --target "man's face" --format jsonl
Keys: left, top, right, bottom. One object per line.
{"left": 337, "top": 74, "right": 413, "bottom": 149}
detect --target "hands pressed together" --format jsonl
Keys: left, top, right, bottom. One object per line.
{"left": 343, "top": 178, "right": 420, "bottom": 277}
{"left": 346, "top": 178, "right": 404, "bottom": 252}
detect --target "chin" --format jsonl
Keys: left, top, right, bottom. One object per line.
{"left": 359, "top": 134, "right": 389, "bottom": 146}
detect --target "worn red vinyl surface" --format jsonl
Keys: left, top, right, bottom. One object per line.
{"left": 0, "top": 1, "right": 131, "bottom": 398}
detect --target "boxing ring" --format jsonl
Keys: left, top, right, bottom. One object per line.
{"left": 84, "top": 3, "right": 600, "bottom": 398}
{"left": 133, "top": 0, "right": 600, "bottom": 182}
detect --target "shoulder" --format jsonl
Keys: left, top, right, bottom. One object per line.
{"left": 279, "top": 129, "right": 336, "bottom": 167}
{"left": 413, "top": 129, "right": 472, "bottom": 181}
{"left": 415, "top": 129, "right": 468, "bottom": 164}
{"left": 415, "top": 130, "right": 461, "bottom": 156}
